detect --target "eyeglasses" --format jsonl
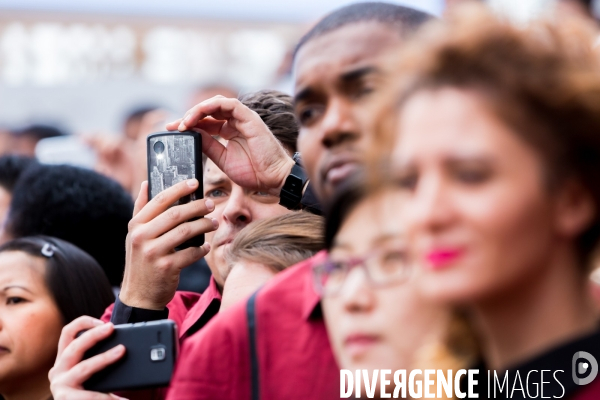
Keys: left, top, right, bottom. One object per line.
{"left": 313, "top": 248, "right": 411, "bottom": 297}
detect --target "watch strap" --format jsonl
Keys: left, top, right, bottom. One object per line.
{"left": 279, "top": 156, "right": 309, "bottom": 210}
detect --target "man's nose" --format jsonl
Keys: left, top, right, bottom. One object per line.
{"left": 320, "top": 98, "right": 360, "bottom": 148}
{"left": 221, "top": 187, "right": 252, "bottom": 226}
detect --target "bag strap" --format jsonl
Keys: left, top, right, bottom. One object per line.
{"left": 247, "top": 290, "right": 260, "bottom": 400}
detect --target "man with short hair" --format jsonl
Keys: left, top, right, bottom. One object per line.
{"left": 161, "top": 3, "right": 433, "bottom": 399}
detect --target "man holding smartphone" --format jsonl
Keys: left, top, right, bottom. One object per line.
{"left": 50, "top": 3, "right": 434, "bottom": 399}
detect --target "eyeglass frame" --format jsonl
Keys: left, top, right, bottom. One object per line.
{"left": 312, "top": 248, "right": 412, "bottom": 297}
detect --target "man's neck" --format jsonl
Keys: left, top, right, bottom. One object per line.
{"left": 471, "top": 244, "right": 598, "bottom": 372}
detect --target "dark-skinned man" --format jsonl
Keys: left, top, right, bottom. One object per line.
{"left": 49, "top": 4, "right": 434, "bottom": 400}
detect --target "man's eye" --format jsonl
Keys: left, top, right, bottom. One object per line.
{"left": 255, "top": 191, "right": 270, "bottom": 197}
{"left": 297, "top": 105, "right": 324, "bottom": 126}
{"left": 6, "top": 297, "right": 26, "bottom": 305}
{"left": 205, "top": 189, "right": 226, "bottom": 198}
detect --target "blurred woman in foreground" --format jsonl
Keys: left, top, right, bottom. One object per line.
{"left": 315, "top": 181, "right": 477, "bottom": 398}
{"left": 389, "top": 5, "right": 600, "bottom": 398}
{"left": 0, "top": 236, "right": 114, "bottom": 400}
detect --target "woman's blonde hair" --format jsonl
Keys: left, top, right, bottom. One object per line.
{"left": 224, "top": 212, "right": 325, "bottom": 277}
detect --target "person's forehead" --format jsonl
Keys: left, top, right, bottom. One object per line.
{"left": 203, "top": 158, "right": 230, "bottom": 183}
{"left": 335, "top": 189, "right": 404, "bottom": 248}
{"left": 294, "top": 21, "right": 402, "bottom": 90}
{"left": 0, "top": 251, "right": 45, "bottom": 286}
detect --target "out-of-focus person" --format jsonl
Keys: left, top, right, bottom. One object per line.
{"left": 187, "top": 84, "right": 237, "bottom": 109}
{"left": 0, "top": 155, "right": 37, "bottom": 229}
{"left": 316, "top": 181, "right": 476, "bottom": 397}
{"left": 556, "top": 0, "right": 599, "bottom": 20}
{"left": 0, "top": 124, "right": 66, "bottom": 157}
{"left": 220, "top": 211, "right": 324, "bottom": 312}
{"left": 0, "top": 236, "right": 114, "bottom": 400}
{"left": 0, "top": 164, "right": 133, "bottom": 288}
{"left": 390, "top": 5, "right": 600, "bottom": 397}
{"left": 88, "top": 105, "right": 166, "bottom": 197}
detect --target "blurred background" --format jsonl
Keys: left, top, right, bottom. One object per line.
{"left": 0, "top": 0, "right": 596, "bottom": 166}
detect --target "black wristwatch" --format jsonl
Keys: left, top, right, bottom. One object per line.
{"left": 279, "top": 152, "right": 309, "bottom": 210}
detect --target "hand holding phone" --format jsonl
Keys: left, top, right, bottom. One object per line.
{"left": 49, "top": 317, "right": 125, "bottom": 400}
{"left": 81, "top": 320, "right": 178, "bottom": 392}
{"left": 118, "top": 135, "right": 217, "bottom": 310}
{"left": 147, "top": 131, "right": 204, "bottom": 249}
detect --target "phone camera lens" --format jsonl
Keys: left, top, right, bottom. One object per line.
{"left": 154, "top": 141, "right": 165, "bottom": 154}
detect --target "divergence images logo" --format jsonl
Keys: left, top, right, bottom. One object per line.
{"left": 572, "top": 351, "right": 598, "bottom": 386}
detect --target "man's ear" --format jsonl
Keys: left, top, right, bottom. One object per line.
{"left": 554, "top": 179, "right": 596, "bottom": 238}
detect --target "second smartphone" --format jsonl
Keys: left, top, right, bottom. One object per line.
{"left": 147, "top": 131, "right": 204, "bottom": 249}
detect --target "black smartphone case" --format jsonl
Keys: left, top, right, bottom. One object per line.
{"left": 82, "top": 320, "right": 178, "bottom": 393}
{"left": 147, "top": 131, "right": 204, "bottom": 249}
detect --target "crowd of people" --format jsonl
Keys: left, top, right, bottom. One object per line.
{"left": 1, "top": 1, "right": 600, "bottom": 399}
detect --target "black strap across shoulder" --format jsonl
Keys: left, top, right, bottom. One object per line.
{"left": 247, "top": 290, "right": 260, "bottom": 400}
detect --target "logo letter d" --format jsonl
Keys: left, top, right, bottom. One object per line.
{"left": 573, "top": 351, "right": 598, "bottom": 386}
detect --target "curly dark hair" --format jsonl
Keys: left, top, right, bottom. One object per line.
{"left": 5, "top": 164, "right": 133, "bottom": 286}
{"left": 0, "top": 155, "right": 37, "bottom": 192}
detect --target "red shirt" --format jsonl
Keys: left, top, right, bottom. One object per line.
{"left": 101, "top": 277, "right": 222, "bottom": 342}
{"left": 101, "top": 278, "right": 222, "bottom": 400}
{"left": 166, "top": 252, "right": 342, "bottom": 400}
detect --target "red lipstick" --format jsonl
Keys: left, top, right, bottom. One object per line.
{"left": 425, "top": 249, "right": 464, "bottom": 270}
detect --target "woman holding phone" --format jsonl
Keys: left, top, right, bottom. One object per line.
{"left": 0, "top": 236, "right": 114, "bottom": 400}
{"left": 389, "top": 5, "right": 600, "bottom": 398}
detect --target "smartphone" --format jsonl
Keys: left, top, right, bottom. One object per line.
{"left": 81, "top": 320, "right": 177, "bottom": 392}
{"left": 147, "top": 131, "right": 204, "bottom": 249}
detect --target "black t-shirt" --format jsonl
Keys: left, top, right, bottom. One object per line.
{"left": 465, "top": 327, "right": 600, "bottom": 399}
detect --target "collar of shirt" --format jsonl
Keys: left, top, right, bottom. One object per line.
{"left": 180, "top": 276, "right": 222, "bottom": 338}
{"left": 301, "top": 250, "right": 328, "bottom": 321}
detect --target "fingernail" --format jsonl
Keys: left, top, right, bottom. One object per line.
{"left": 187, "top": 179, "right": 198, "bottom": 188}
{"left": 111, "top": 344, "right": 125, "bottom": 355}
{"left": 100, "top": 323, "right": 113, "bottom": 333}
{"left": 184, "top": 114, "right": 193, "bottom": 125}
{"left": 202, "top": 242, "right": 211, "bottom": 252}
{"left": 205, "top": 198, "right": 214, "bottom": 211}
{"left": 212, "top": 218, "right": 219, "bottom": 229}
{"left": 92, "top": 319, "right": 104, "bottom": 326}
{"left": 178, "top": 122, "right": 186, "bottom": 131}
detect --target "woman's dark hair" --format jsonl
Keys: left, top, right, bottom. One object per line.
{"left": 324, "top": 177, "right": 370, "bottom": 251}
{"left": 0, "top": 236, "right": 115, "bottom": 324}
